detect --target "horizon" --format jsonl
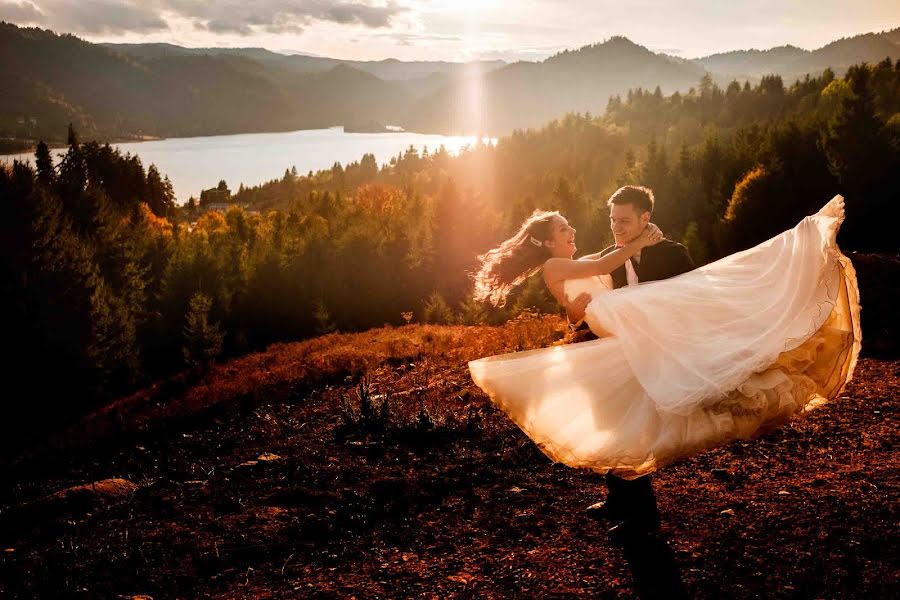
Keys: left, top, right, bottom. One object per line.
{"left": 0, "top": 1, "right": 898, "bottom": 62}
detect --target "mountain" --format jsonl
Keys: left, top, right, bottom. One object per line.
{"left": 3, "top": 21, "right": 899, "bottom": 144}
{"left": 103, "top": 42, "right": 506, "bottom": 82}
{"left": 406, "top": 36, "right": 707, "bottom": 134}
{"left": 0, "top": 23, "right": 415, "bottom": 143}
{"left": 693, "top": 28, "right": 900, "bottom": 80}
{"left": 693, "top": 45, "right": 810, "bottom": 79}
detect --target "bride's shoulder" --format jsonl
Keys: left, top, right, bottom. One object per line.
{"left": 543, "top": 256, "right": 570, "bottom": 275}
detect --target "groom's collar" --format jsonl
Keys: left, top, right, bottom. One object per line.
{"left": 615, "top": 245, "right": 642, "bottom": 263}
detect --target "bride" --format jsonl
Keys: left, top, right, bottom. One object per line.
{"left": 467, "top": 195, "right": 861, "bottom": 480}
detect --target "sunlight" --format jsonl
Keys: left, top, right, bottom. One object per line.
{"left": 454, "top": 0, "right": 491, "bottom": 136}
{"left": 429, "top": 0, "right": 495, "bottom": 15}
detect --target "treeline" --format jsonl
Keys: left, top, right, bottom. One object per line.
{"left": 234, "top": 59, "right": 900, "bottom": 258}
{"left": 2, "top": 59, "right": 899, "bottom": 438}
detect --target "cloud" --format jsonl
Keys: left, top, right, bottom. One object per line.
{"left": 0, "top": 1, "right": 43, "bottom": 23}
{"left": 1, "top": 0, "right": 169, "bottom": 34}
{"left": 168, "top": 0, "right": 406, "bottom": 36}
{"left": 1, "top": 0, "right": 407, "bottom": 37}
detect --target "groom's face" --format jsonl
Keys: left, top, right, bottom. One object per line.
{"left": 609, "top": 202, "right": 651, "bottom": 246}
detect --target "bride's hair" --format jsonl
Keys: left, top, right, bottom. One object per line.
{"left": 472, "top": 209, "right": 559, "bottom": 307}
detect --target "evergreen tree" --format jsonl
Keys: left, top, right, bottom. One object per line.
{"left": 183, "top": 292, "right": 224, "bottom": 369}
{"left": 422, "top": 291, "right": 454, "bottom": 324}
{"left": 313, "top": 297, "right": 337, "bottom": 334}
{"left": 34, "top": 140, "right": 55, "bottom": 186}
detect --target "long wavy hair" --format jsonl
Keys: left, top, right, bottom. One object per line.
{"left": 471, "top": 209, "right": 560, "bottom": 307}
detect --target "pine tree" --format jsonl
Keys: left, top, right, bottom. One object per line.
{"left": 313, "top": 297, "right": 337, "bottom": 334}
{"left": 34, "top": 140, "right": 55, "bottom": 186}
{"left": 422, "top": 291, "right": 454, "bottom": 324}
{"left": 681, "top": 221, "right": 708, "bottom": 265}
{"left": 182, "top": 292, "right": 224, "bottom": 369}
{"left": 457, "top": 297, "right": 488, "bottom": 325}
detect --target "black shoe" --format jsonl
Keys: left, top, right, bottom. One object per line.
{"left": 585, "top": 500, "right": 624, "bottom": 521}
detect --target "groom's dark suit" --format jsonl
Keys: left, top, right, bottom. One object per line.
{"left": 576, "top": 238, "right": 694, "bottom": 528}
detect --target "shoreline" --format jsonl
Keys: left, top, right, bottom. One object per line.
{"left": 0, "top": 133, "right": 167, "bottom": 158}
{"left": 1, "top": 124, "right": 498, "bottom": 159}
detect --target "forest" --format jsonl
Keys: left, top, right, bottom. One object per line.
{"left": 2, "top": 58, "right": 898, "bottom": 441}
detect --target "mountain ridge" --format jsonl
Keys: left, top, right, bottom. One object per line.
{"left": 2, "top": 21, "right": 898, "bottom": 142}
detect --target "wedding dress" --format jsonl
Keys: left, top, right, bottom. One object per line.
{"left": 468, "top": 195, "right": 861, "bottom": 479}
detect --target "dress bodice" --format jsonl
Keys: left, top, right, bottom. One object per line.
{"left": 562, "top": 274, "right": 613, "bottom": 304}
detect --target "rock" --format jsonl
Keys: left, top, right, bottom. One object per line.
{"left": 38, "top": 479, "right": 139, "bottom": 515}
{"left": 257, "top": 452, "right": 281, "bottom": 462}
{"left": 447, "top": 572, "right": 475, "bottom": 585}
{"left": 1, "top": 478, "right": 139, "bottom": 532}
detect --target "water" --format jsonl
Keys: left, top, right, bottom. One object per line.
{"left": 1, "top": 126, "right": 496, "bottom": 203}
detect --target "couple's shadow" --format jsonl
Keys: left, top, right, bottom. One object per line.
{"left": 606, "top": 527, "right": 690, "bottom": 599}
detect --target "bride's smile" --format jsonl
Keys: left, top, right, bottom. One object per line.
{"left": 545, "top": 216, "right": 577, "bottom": 258}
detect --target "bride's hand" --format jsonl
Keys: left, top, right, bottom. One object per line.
{"left": 636, "top": 223, "right": 664, "bottom": 248}
{"left": 566, "top": 292, "right": 592, "bottom": 323}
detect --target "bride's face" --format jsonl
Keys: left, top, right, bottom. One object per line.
{"left": 543, "top": 215, "right": 577, "bottom": 258}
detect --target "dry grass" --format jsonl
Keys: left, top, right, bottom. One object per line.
{"left": 57, "top": 313, "right": 566, "bottom": 449}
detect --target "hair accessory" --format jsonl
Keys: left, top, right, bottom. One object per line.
{"left": 529, "top": 236, "right": 543, "bottom": 247}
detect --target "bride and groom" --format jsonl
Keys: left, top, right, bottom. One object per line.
{"left": 468, "top": 185, "right": 861, "bottom": 540}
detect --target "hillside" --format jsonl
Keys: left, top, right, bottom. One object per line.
{"left": 0, "top": 22, "right": 415, "bottom": 144}
{"left": 406, "top": 36, "right": 707, "bottom": 135}
{"left": 102, "top": 43, "right": 507, "bottom": 82}
{"left": 0, "top": 253, "right": 896, "bottom": 597}
{"left": 695, "top": 27, "right": 900, "bottom": 81}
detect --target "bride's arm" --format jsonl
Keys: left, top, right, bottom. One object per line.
{"left": 577, "top": 222, "right": 662, "bottom": 261}
{"left": 543, "top": 226, "right": 661, "bottom": 284}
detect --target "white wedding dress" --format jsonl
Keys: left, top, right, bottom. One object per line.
{"left": 468, "top": 195, "right": 861, "bottom": 479}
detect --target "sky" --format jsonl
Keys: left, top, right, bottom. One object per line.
{"left": 1, "top": 0, "right": 898, "bottom": 62}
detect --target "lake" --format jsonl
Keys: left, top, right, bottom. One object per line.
{"left": 1, "top": 127, "right": 496, "bottom": 203}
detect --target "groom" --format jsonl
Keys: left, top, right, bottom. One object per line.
{"left": 568, "top": 185, "right": 694, "bottom": 538}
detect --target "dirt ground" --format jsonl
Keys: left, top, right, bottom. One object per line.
{"left": 0, "top": 253, "right": 897, "bottom": 599}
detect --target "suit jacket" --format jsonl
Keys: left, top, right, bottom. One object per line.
{"left": 567, "top": 239, "right": 695, "bottom": 342}
{"left": 598, "top": 238, "right": 695, "bottom": 288}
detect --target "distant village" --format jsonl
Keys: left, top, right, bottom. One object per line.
{"left": 185, "top": 180, "right": 260, "bottom": 228}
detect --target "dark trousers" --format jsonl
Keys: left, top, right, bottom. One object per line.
{"left": 606, "top": 472, "right": 659, "bottom": 517}
{"left": 568, "top": 326, "right": 660, "bottom": 518}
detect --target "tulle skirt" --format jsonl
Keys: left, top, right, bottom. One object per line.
{"left": 468, "top": 196, "right": 861, "bottom": 479}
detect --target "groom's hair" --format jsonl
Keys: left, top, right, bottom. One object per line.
{"left": 608, "top": 185, "right": 654, "bottom": 214}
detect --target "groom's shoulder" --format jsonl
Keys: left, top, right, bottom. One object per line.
{"left": 649, "top": 238, "right": 695, "bottom": 270}
{"left": 654, "top": 238, "right": 689, "bottom": 253}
